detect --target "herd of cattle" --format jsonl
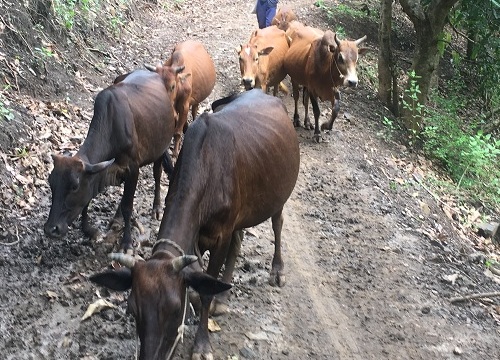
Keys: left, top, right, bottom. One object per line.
{"left": 43, "top": 6, "right": 367, "bottom": 360}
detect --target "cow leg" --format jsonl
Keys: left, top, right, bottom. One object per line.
{"left": 303, "top": 87, "right": 313, "bottom": 130}
{"left": 81, "top": 204, "right": 99, "bottom": 240}
{"left": 321, "top": 90, "right": 341, "bottom": 131}
{"left": 190, "top": 103, "right": 199, "bottom": 127}
{"left": 152, "top": 158, "right": 162, "bottom": 220}
{"left": 210, "top": 230, "right": 243, "bottom": 316}
{"left": 310, "top": 94, "right": 322, "bottom": 143}
{"left": 291, "top": 80, "right": 301, "bottom": 127}
{"left": 269, "top": 209, "right": 286, "bottom": 287}
{"left": 119, "top": 166, "right": 139, "bottom": 252}
{"left": 173, "top": 103, "right": 190, "bottom": 158}
{"left": 193, "top": 242, "right": 228, "bottom": 359}
{"left": 108, "top": 204, "right": 123, "bottom": 231}
{"left": 192, "top": 293, "right": 214, "bottom": 360}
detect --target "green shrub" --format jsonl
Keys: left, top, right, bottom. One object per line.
{"left": 422, "top": 93, "right": 500, "bottom": 207}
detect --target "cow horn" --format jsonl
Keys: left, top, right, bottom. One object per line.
{"left": 334, "top": 33, "right": 341, "bottom": 47}
{"left": 144, "top": 63, "right": 157, "bottom": 72}
{"left": 109, "top": 252, "right": 137, "bottom": 268}
{"left": 354, "top": 35, "right": 367, "bottom": 46}
{"left": 174, "top": 65, "right": 185, "bottom": 74}
{"left": 171, "top": 255, "right": 198, "bottom": 273}
{"left": 83, "top": 158, "right": 115, "bottom": 174}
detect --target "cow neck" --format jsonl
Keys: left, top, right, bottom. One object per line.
{"left": 78, "top": 127, "right": 115, "bottom": 164}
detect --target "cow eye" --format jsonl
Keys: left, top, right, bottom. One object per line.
{"left": 337, "top": 54, "right": 344, "bottom": 64}
{"left": 170, "top": 84, "right": 175, "bottom": 91}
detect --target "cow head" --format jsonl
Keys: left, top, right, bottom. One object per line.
{"left": 236, "top": 43, "right": 274, "bottom": 90}
{"left": 90, "top": 249, "right": 231, "bottom": 360}
{"left": 323, "top": 31, "right": 368, "bottom": 88}
{"left": 146, "top": 63, "right": 186, "bottom": 105}
{"left": 44, "top": 154, "right": 114, "bottom": 238}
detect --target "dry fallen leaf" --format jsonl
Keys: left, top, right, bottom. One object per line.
{"left": 81, "top": 299, "right": 116, "bottom": 321}
{"left": 208, "top": 318, "right": 221, "bottom": 332}
{"left": 46, "top": 290, "right": 58, "bottom": 301}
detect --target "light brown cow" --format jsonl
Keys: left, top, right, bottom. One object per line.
{"left": 271, "top": 4, "right": 298, "bottom": 31}
{"left": 237, "top": 25, "right": 289, "bottom": 96}
{"left": 285, "top": 24, "right": 367, "bottom": 141}
{"left": 149, "top": 40, "right": 216, "bottom": 158}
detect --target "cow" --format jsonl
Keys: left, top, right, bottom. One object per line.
{"left": 284, "top": 24, "right": 368, "bottom": 141}
{"left": 237, "top": 25, "right": 289, "bottom": 96}
{"left": 44, "top": 70, "right": 176, "bottom": 252}
{"left": 147, "top": 40, "right": 216, "bottom": 159}
{"left": 271, "top": 4, "right": 298, "bottom": 31}
{"left": 89, "top": 89, "right": 300, "bottom": 360}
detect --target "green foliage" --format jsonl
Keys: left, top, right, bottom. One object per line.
{"left": 450, "top": 0, "right": 500, "bottom": 111}
{"left": 422, "top": 91, "right": 500, "bottom": 207}
{"left": 35, "top": 46, "right": 54, "bottom": 58}
{"left": 402, "top": 70, "right": 424, "bottom": 141}
{"left": 51, "top": 0, "right": 128, "bottom": 34}
{"left": 0, "top": 93, "right": 14, "bottom": 122}
{"left": 314, "top": 0, "right": 372, "bottom": 20}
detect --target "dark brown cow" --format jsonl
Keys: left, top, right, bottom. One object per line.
{"left": 90, "top": 89, "right": 300, "bottom": 360}
{"left": 148, "top": 40, "right": 216, "bottom": 159}
{"left": 237, "top": 25, "right": 289, "bottom": 96}
{"left": 271, "top": 4, "right": 298, "bottom": 31}
{"left": 284, "top": 24, "right": 368, "bottom": 141}
{"left": 44, "top": 70, "right": 176, "bottom": 251}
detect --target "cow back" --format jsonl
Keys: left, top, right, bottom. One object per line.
{"left": 160, "top": 89, "right": 299, "bottom": 241}
{"left": 249, "top": 26, "right": 289, "bottom": 87}
{"left": 83, "top": 70, "right": 175, "bottom": 167}
{"left": 168, "top": 40, "right": 216, "bottom": 105}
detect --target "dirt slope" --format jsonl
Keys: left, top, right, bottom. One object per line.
{"left": 0, "top": 1, "right": 499, "bottom": 359}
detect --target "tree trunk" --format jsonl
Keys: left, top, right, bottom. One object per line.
{"left": 399, "top": 0, "right": 460, "bottom": 135}
{"left": 378, "top": 0, "right": 394, "bottom": 111}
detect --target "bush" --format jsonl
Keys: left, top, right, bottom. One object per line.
{"left": 423, "top": 93, "right": 500, "bottom": 208}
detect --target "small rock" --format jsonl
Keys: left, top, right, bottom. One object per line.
{"left": 453, "top": 346, "right": 462, "bottom": 355}
{"left": 239, "top": 345, "right": 257, "bottom": 359}
{"left": 477, "top": 222, "right": 500, "bottom": 242}
{"left": 421, "top": 306, "right": 431, "bottom": 314}
{"left": 468, "top": 252, "right": 486, "bottom": 264}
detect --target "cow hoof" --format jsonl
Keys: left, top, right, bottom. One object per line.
{"left": 313, "top": 134, "right": 321, "bottom": 143}
{"left": 152, "top": 206, "right": 162, "bottom": 220}
{"left": 192, "top": 353, "right": 214, "bottom": 360}
{"left": 269, "top": 272, "right": 286, "bottom": 287}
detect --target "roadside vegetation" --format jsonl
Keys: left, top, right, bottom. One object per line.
{"left": 316, "top": 0, "right": 500, "bottom": 221}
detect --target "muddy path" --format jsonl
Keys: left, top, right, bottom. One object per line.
{"left": 0, "top": 0, "right": 499, "bottom": 359}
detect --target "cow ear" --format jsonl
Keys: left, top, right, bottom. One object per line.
{"left": 90, "top": 267, "right": 132, "bottom": 291}
{"left": 178, "top": 73, "right": 192, "bottom": 84}
{"left": 83, "top": 158, "right": 115, "bottom": 174}
{"left": 258, "top": 46, "right": 274, "bottom": 56}
{"left": 184, "top": 271, "right": 232, "bottom": 296}
{"left": 358, "top": 47, "right": 370, "bottom": 56}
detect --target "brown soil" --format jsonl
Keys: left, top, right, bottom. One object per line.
{"left": 0, "top": 1, "right": 499, "bottom": 359}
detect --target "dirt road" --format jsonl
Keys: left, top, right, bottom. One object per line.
{"left": 0, "top": 1, "right": 498, "bottom": 359}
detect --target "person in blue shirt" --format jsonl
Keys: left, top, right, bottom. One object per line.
{"left": 256, "top": 0, "right": 278, "bottom": 29}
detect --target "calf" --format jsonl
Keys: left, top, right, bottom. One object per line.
{"left": 148, "top": 40, "right": 216, "bottom": 159}
{"left": 90, "top": 89, "right": 300, "bottom": 360}
{"left": 271, "top": 4, "right": 298, "bottom": 31}
{"left": 44, "top": 70, "right": 176, "bottom": 251}
{"left": 285, "top": 25, "right": 367, "bottom": 141}
{"left": 237, "top": 25, "right": 289, "bottom": 95}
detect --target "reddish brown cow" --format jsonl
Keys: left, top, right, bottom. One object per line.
{"left": 148, "top": 40, "right": 216, "bottom": 159}
{"left": 237, "top": 25, "right": 289, "bottom": 95}
{"left": 44, "top": 70, "right": 176, "bottom": 251}
{"left": 271, "top": 4, "right": 298, "bottom": 31}
{"left": 90, "top": 89, "right": 300, "bottom": 360}
{"left": 285, "top": 24, "right": 368, "bottom": 141}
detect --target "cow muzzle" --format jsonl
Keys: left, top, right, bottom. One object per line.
{"left": 44, "top": 221, "right": 68, "bottom": 238}
{"left": 242, "top": 77, "right": 255, "bottom": 90}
